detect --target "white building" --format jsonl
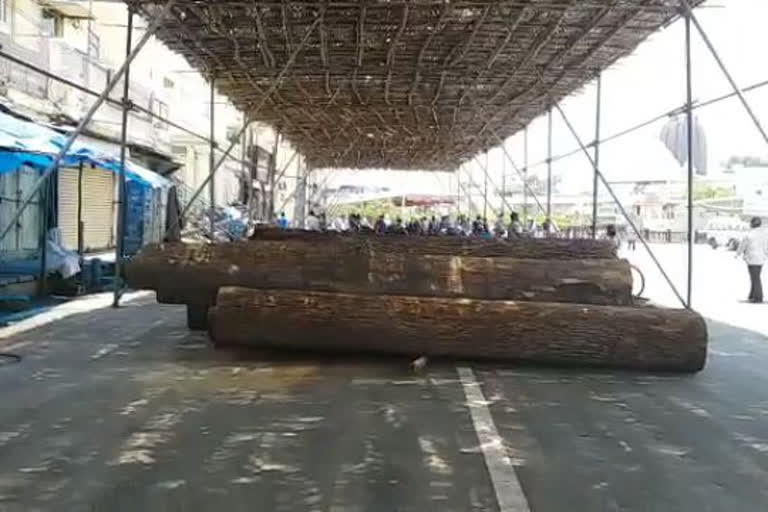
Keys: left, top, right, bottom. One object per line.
{"left": 0, "top": 0, "right": 306, "bottom": 245}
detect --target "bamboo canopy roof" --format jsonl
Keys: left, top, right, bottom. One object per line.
{"left": 133, "top": 0, "right": 701, "bottom": 170}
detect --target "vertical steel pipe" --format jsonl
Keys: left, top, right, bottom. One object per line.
{"left": 170, "top": 14, "right": 323, "bottom": 238}
{"left": 523, "top": 127, "right": 529, "bottom": 225}
{"left": 209, "top": 76, "right": 216, "bottom": 241}
{"left": 500, "top": 141, "right": 506, "bottom": 217}
{"left": 679, "top": 0, "right": 768, "bottom": 147}
{"left": 592, "top": 74, "right": 602, "bottom": 239}
{"left": 685, "top": 12, "right": 694, "bottom": 309}
{"left": 546, "top": 107, "right": 553, "bottom": 220}
{"left": 113, "top": 6, "right": 134, "bottom": 307}
{"left": 0, "top": 0, "right": 176, "bottom": 245}
{"left": 483, "top": 149, "right": 489, "bottom": 221}
{"left": 552, "top": 100, "right": 688, "bottom": 309}
{"left": 38, "top": 173, "right": 49, "bottom": 296}
{"left": 77, "top": 161, "right": 84, "bottom": 255}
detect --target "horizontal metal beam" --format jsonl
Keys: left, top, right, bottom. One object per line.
{"left": 525, "top": 76, "right": 768, "bottom": 171}
{"left": 0, "top": 47, "right": 256, "bottom": 173}
{"left": 0, "top": 0, "right": 177, "bottom": 245}
{"left": 680, "top": 0, "right": 768, "bottom": 147}
{"left": 549, "top": 94, "right": 688, "bottom": 309}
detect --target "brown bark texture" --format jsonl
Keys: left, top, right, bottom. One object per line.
{"left": 249, "top": 229, "right": 617, "bottom": 259}
{"left": 209, "top": 287, "right": 708, "bottom": 372}
{"left": 126, "top": 241, "right": 632, "bottom": 308}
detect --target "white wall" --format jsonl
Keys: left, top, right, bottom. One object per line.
{"left": 0, "top": 0, "right": 298, "bottom": 211}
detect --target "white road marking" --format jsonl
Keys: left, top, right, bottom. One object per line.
{"left": 458, "top": 367, "right": 531, "bottom": 512}
{"left": 90, "top": 343, "right": 119, "bottom": 360}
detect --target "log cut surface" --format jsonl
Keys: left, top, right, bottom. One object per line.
{"left": 126, "top": 242, "right": 631, "bottom": 307}
{"left": 248, "top": 229, "right": 618, "bottom": 259}
{"left": 210, "top": 287, "right": 708, "bottom": 372}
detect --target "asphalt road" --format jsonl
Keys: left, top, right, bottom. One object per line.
{"left": 0, "top": 245, "right": 766, "bottom": 511}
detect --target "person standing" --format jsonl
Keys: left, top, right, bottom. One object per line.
{"left": 737, "top": 217, "right": 768, "bottom": 304}
{"left": 602, "top": 224, "right": 620, "bottom": 251}
{"left": 306, "top": 210, "right": 320, "bottom": 231}
{"left": 374, "top": 215, "right": 387, "bottom": 234}
{"left": 508, "top": 212, "right": 522, "bottom": 239}
{"left": 625, "top": 226, "right": 637, "bottom": 251}
{"left": 277, "top": 212, "right": 289, "bottom": 229}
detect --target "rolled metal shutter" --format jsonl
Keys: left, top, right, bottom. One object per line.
{"left": 57, "top": 167, "right": 80, "bottom": 251}
{"left": 81, "top": 168, "right": 115, "bottom": 252}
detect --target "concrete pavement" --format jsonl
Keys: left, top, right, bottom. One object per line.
{"left": 0, "top": 258, "right": 767, "bottom": 511}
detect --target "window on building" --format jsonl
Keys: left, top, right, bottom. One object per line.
{"left": 226, "top": 125, "right": 242, "bottom": 144}
{"left": 1, "top": 0, "right": 10, "bottom": 26}
{"left": 42, "top": 10, "right": 66, "bottom": 38}
{"left": 88, "top": 28, "right": 100, "bottom": 60}
{"left": 151, "top": 98, "right": 169, "bottom": 128}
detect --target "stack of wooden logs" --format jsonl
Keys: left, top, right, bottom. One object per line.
{"left": 126, "top": 232, "right": 707, "bottom": 372}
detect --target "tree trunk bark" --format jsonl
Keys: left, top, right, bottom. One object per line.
{"left": 127, "top": 241, "right": 631, "bottom": 317}
{"left": 248, "top": 229, "right": 617, "bottom": 259}
{"left": 209, "top": 287, "right": 708, "bottom": 372}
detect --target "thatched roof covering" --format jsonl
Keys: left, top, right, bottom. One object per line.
{"left": 133, "top": 0, "right": 701, "bottom": 171}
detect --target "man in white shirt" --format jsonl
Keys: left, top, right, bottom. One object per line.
{"left": 306, "top": 210, "right": 321, "bottom": 231}
{"left": 737, "top": 217, "right": 768, "bottom": 303}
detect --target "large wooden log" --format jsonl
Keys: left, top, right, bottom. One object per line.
{"left": 209, "top": 287, "right": 708, "bottom": 372}
{"left": 127, "top": 241, "right": 632, "bottom": 315}
{"left": 249, "top": 229, "right": 617, "bottom": 259}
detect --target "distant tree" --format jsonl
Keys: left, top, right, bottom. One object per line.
{"left": 333, "top": 199, "right": 402, "bottom": 221}
{"left": 693, "top": 183, "right": 734, "bottom": 201}
{"left": 724, "top": 155, "right": 768, "bottom": 170}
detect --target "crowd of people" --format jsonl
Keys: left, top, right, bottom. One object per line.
{"left": 286, "top": 210, "right": 560, "bottom": 239}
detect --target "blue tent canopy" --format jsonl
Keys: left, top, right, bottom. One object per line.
{"left": 0, "top": 112, "right": 168, "bottom": 189}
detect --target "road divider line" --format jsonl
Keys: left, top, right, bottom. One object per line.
{"left": 458, "top": 366, "right": 531, "bottom": 512}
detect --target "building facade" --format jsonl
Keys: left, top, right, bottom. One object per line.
{"left": 0, "top": 0, "right": 306, "bottom": 249}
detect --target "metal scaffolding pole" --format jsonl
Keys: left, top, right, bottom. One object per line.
{"left": 490, "top": 130, "right": 546, "bottom": 215}
{"left": 685, "top": 12, "right": 694, "bottom": 309}
{"left": 113, "top": 6, "right": 134, "bottom": 307}
{"left": 458, "top": 166, "right": 482, "bottom": 215}
{"left": 268, "top": 130, "right": 281, "bottom": 220}
{"left": 38, "top": 177, "right": 49, "bottom": 296}
{"left": 520, "top": 76, "right": 768, "bottom": 173}
{"left": 0, "top": 0, "right": 176, "bottom": 245}
{"left": 549, "top": 95, "right": 687, "bottom": 308}
{"left": 209, "top": 76, "right": 217, "bottom": 241}
{"left": 472, "top": 155, "right": 528, "bottom": 220}
{"left": 463, "top": 162, "right": 485, "bottom": 214}
{"left": 456, "top": 166, "right": 462, "bottom": 217}
{"left": 523, "top": 127, "right": 529, "bottom": 225}
{"left": 170, "top": 14, "right": 322, "bottom": 239}
{"left": 500, "top": 141, "right": 506, "bottom": 217}
{"left": 591, "top": 74, "right": 602, "bottom": 239}
{"left": 679, "top": 0, "right": 768, "bottom": 147}
{"left": 483, "top": 149, "right": 489, "bottom": 220}
{"left": 0, "top": 51, "right": 256, "bottom": 174}
{"left": 546, "top": 107, "right": 553, "bottom": 219}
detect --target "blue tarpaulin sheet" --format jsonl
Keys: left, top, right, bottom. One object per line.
{"left": 0, "top": 112, "right": 169, "bottom": 190}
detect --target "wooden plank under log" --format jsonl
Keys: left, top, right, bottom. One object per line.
{"left": 126, "top": 241, "right": 632, "bottom": 329}
{"left": 248, "top": 229, "right": 618, "bottom": 259}
{"left": 209, "top": 287, "right": 708, "bottom": 373}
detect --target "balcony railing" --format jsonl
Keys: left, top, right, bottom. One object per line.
{"left": 0, "top": 31, "right": 49, "bottom": 99}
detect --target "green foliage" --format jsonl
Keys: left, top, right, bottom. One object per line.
{"left": 533, "top": 212, "right": 591, "bottom": 228}
{"left": 332, "top": 199, "right": 402, "bottom": 220}
{"left": 692, "top": 183, "right": 733, "bottom": 201}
